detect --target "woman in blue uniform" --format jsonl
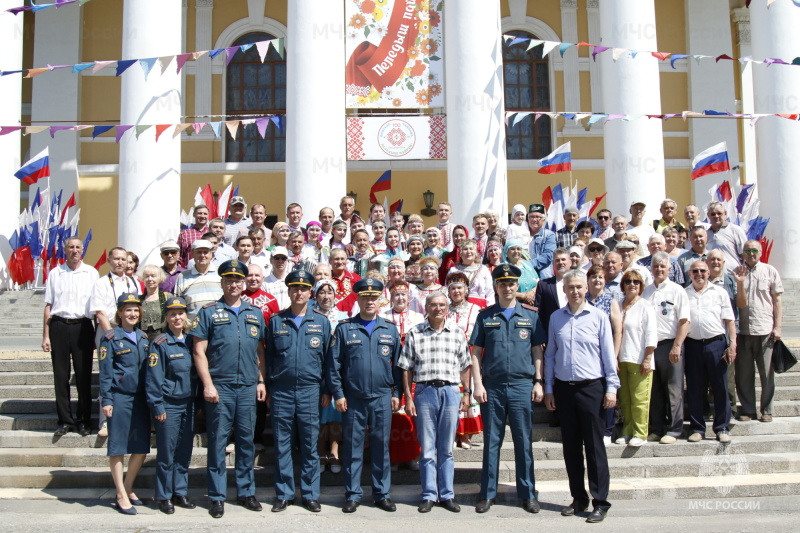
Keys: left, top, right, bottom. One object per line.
{"left": 98, "top": 293, "right": 150, "bottom": 515}
{"left": 146, "top": 296, "right": 197, "bottom": 514}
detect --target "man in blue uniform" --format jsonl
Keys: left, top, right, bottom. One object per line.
{"left": 326, "top": 278, "right": 403, "bottom": 514}
{"left": 469, "top": 264, "right": 547, "bottom": 514}
{"left": 265, "top": 269, "right": 332, "bottom": 513}
{"left": 192, "top": 260, "right": 267, "bottom": 519}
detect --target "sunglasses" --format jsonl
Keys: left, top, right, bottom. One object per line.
{"left": 691, "top": 269, "right": 708, "bottom": 274}
{"left": 588, "top": 246, "right": 604, "bottom": 253}
{"left": 623, "top": 279, "right": 642, "bottom": 286}
{"left": 743, "top": 249, "right": 759, "bottom": 254}
{"left": 597, "top": 216, "right": 610, "bottom": 220}
{"left": 161, "top": 250, "right": 179, "bottom": 255}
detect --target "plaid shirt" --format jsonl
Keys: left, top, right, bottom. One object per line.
{"left": 177, "top": 225, "right": 208, "bottom": 268}
{"left": 398, "top": 319, "right": 471, "bottom": 384}
{"left": 555, "top": 227, "right": 578, "bottom": 249}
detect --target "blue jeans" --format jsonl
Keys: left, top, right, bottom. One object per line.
{"left": 414, "top": 384, "right": 460, "bottom": 501}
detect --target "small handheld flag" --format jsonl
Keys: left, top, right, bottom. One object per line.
{"left": 537, "top": 142, "right": 572, "bottom": 174}
{"left": 14, "top": 148, "right": 50, "bottom": 185}
{"left": 369, "top": 171, "right": 392, "bottom": 204}
{"left": 691, "top": 142, "right": 730, "bottom": 180}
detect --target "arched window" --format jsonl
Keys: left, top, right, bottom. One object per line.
{"left": 503, "top": 30, "right": 552, "bottom": 160}
{"left": 226, "top": 32, "right": 286, "bottom": 162}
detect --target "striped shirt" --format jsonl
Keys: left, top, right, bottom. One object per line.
{"left": 174, "top": 267, "right": 223, "bottom": 318}
{"left": 398, "top": 320, "right": 471, "bottom": 384}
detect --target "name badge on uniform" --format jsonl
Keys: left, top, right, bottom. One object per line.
{"left": 346, "top": 332, "right": 362, "bottom": 345}
{"left": 307, "top": 324, "right": 323, "bottom": 333}
{"left": 484, "top": 321, "right": 501, "bottom": 328}
{"left": 168, "top": 353, "right": 184, "bottom": 359}
{"left": 379, "top": 334, "right": 393, "bottom": 340}
{"left": 116, "top": 348, "right": 132, "bottom": 355}
{"left": 516, "top": 320, "right": 532, "bottom": 327}
{"left": 274, "top": 329, "right": 289, "bottom": 336}
{"left": 245, "top": 314, "right": 259, "bottom": 322}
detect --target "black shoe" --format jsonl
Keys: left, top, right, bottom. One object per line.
{"left": 475, "top": 499, "right": 494, "bottom": 513}
{"left": 77, "top": 423, "right": 90, "bottom": 437}
{"left": 561, "top": 501, "right": 589, "bottom": 516}
{"left": 439, "top": 499, "right": 460, "bottom": 513}
{"left": 114, "top": 500, "right": 137, "bottom": 515}
{"left": 129, "top": 498, "right": 144, "bottom": 506}
{"left": 549, "top": 418, "right": 561, "bottom": 427}
{"left": 342, "top": 500, "right": 360, "bottom": 513}
{"left": 159, "top": 499, "right": 175, "bottom": 514}
{"left": 237, "top": 496, "right": 262, "bottom": 512}
{"left": 271, "top": 499, "right": 293, "bottom": 512}
{"left": 586, "top": 507, "right": 608, "bottom": 523}
{"left": 208, "top": 500, "right": 224, "bottom": 518}
{"left": 418, "top": 500, "right": 434, "bottom": 513}
{"left": 522, "top": 498, "right": 541, "bottom": 513}
{"left": 172, "top": 495, "right": 196, "bottom": 509}
{"left": 375, "top": 498, "right": 396, "bottom": 512}
{"left": 302, "top": 499, "right": 321, "bottom": 513}
{"left": 53, "top": 424, "right": 75, "bottom": 437}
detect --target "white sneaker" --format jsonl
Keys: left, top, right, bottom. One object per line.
{"left": 628, "top": 437, "right": 646, "bottom": 447}
{"left": 615, "top": 435, "right": 630, "bottom": 445}
{"left": 659, "top": 435, "right": 677, "bottom": 444}
{"left": 603, "top": 436, "right": 612, "bottom": 447}
{"left": 225, "top": 443, "right": 235, "bottom": 454}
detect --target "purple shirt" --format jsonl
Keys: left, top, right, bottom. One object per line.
{"left": 544, "top": 303, "right": 620, "bottom": 394}
{"left": 160, "top": 265, "right": 185, "bottom": 294}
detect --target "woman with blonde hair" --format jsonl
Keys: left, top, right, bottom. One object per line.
{"left": 138, "top": 264, "right": 172, "bottom": 341}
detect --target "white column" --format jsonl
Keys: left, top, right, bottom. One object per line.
{"left": 118, "top": 0, "right": 183, "bottom": 265}
{"left": 685, "top": 0, "right": 740, "bottom": 202}
{"left": 751, "top": 1, "right": 800, "bottom": 277}
{"left": 194, "top": 0, "right": 213, "bottom": 118}
{"left": 0, "top": 0, "right": 23, "bottom": 289}
{"left": 586, "top": 0, "right": 604, "bottom": 114}
{"left": 31, "top": 6, "right": 82, "bottom": 203}
{"left": 445, "top": 0, "right": 508, "bottom": 227}
{"left": 560, "top": 0, "right": 582, "bottom": 135}
{"left": 599, "top": 0, "right": 666, "bottom": 216}
{"left": 732, "top": 8, "right": 757, "bottom": 186}
{"left": 285, "top": 0, "right": 347, "bottom": 218}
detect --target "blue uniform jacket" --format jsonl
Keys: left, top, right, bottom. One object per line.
{"left": 191, "top": 299, "right": 266, "bottom": 386}
{"left": 145, "top": 330, "right": 196, "bottom": 416}
{"left": 325, "top": 316, "right": 403, "bottom": 401}
{"left": 469, "top": 302, "right": 547, "bottom": 384}
{"left": 98, "top": 327, "right": 149, "bottom": 407}
{"left": 265, "top": 307, "right": 332, "bottom": 391}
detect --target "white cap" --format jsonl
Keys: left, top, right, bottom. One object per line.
{"left": 191, "top": 239, "right": 213, "bottom": 250}
{"left": 271, "top": 246, "right": 289, "bottom": 258}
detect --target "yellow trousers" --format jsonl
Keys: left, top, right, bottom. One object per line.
{"left": 619, "top": 362, "right": 653, "bottom": 439}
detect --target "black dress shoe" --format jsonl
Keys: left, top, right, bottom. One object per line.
{"left": 237, "top": 496, "right": 263, "bottom": 512}
{"left": 129, "top": 498, "right": 144, "bottom": 506}
{"left": 114, "top": 500, "right": 137, "bottom": 515}
{"left": 561, "top": 500, "right": 589, "bottom": 516}
{"left": 439, "top": 499, "right": 461, "bottom": 513}
{"left": 77, "top": 424, "right": 90, "bottom": 437}
{"left": 172, "top": 495, "right": 196, "bottom": 509}
{"left": 342, "top": 500, "right": 360, "bottom": 513}
{"left": 271, "top": 499, "right": 293, "bottom": 512}
{"left": 475, "top": 499, "right": 494, "bottom": 513}
{"left": 159, "top": 499, "right": 175, "bottom": 514}
{"left": 418, "top": 500, "right": 434, "bottom": 513}
{"left": 375, "top": 498, "right": 396, "bottom": 512}
{"left": 522, "top": 498, "right": 541, "bottom": 513}
{"left": 586, "top": 507, "right": 608, "bottom": 523}
{"left": 53, "top": 424, "right": 75, "bottom": 437}
{"left": 302, "top": 499, "right": 321, "bottom": 512}
{"left": 208, "top": 500, "right": 224, "bottom": 518}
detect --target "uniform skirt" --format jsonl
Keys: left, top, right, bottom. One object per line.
{"left": 107, "top": 392, "right": 151, "bottom": 456}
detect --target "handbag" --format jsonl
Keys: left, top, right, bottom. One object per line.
{"left": 772, "top": 339, "right": 798, "bottom": 374}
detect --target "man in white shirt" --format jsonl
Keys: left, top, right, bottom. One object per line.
{"left": 42, "top": 237, "right": 99, "bottom": 437}
{"left": 262, "top": 246, "right": 291, "bottom": 309}
{"left": 223, "top": 196, "right": 251, "bottom": 246}
{"left": 706, "top": 201, "right": 747, "bottom": 272}
{"left": 593, "top": 209, "right": 614, "bottom": 241}
{"left": 238, "top": 203, "right": 272, "bottom": 243}
{"left": 626, "top": 201, "right": 655, "bottom": 258}
{"left": 174, "top": 240, "right": 223, "bottom": 319}
{"left": 248, "top": 227, "right": 271, "bottom": 273}
{"left": 616, "top": 240, "right": 652, "bottom": 286}
{"left": 642, "top": 252, "right": 690, "bottom": 444}
{"left": 208, "top": 218, "right": 237, "bottom": 262}
{"left": 286, "top": 203, "right": 304, "bottom": 232}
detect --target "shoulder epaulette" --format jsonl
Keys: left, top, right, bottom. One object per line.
{"left": 153, "top": 333, "right": 168, "bottom": 345}
{"left": 312, "top": 308, "right": 327, "bottom": 316}
{"left": 277, "top": 308, "right": 292, "bottom": 316}
{"left": 202, "top": 301, "right": 217, "bottom": 309}
{"left": 479, "top": 306, "right": 490, "bottom": 312}
{"left": 103, "top": 330, "right": 115, "bottom": 340}
{"left": 521, "top": 303, "right": 537, "bottom": 312}
{"left": 383, "top": 317, "right": 397, "bottom": 325}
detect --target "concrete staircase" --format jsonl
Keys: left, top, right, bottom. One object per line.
{"left": 1, "top": 289, "right": 800, "bottom": 503}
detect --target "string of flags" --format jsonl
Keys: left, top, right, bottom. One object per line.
{"left": 0, "top": 115, "right": 284, "bottom": 143}
{"left": 0, "top": 37, "right": 284, "bottom": 79}
{"left": 503, "top": 33, "right": 800, "bottom": 70}
{"left": 5, "top": 0, "right": 92, "bottom": 15}
{"left": 506, "top": 110, "right": 800, "bottom": 129}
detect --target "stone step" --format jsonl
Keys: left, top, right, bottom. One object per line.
{"left": 0, "top": 361, "right": 100, "bottom": 373}
{"left": 0, "top": 385, "right": 100, "bottom": 399}
{"left": 0, "top": 372, "right": 99, "bottom": 387}
{"left": 1, "top": 451, "right": 798, "bottom": 489}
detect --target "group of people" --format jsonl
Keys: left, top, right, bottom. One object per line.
{"left": 41, "top": 193, "right": 782, "bottom": 523}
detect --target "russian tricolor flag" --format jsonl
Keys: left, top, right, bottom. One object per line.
{"left": 691, "top": 142, "right": 730, "bottom": 180}
{"left": 537, "top": 142, "right": 572, "bottom": 174}
{"left": 369, "top": 170, "right": 392, "bottom": 204}
{"left": 14, "top": 148, "right": 50, "bottom": 185}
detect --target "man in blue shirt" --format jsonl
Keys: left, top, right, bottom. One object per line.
{"left": 526, "top": 204, "right": 556, "bottom": 274}
{"left": 326, "top": 278, "right": 403, "bottom": 513}
{"left": 544, "top": 269, "right": 619, "bottom": 524}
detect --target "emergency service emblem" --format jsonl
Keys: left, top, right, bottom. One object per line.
{"left": 519, "top": 329, "right": 529, "bottom": 340}
{"left": 148, "top": 353, "right": 159, "bottom": 367}
{"left": 250, "top": 325, "right": 258, "bottom": 337}
{"left": 310, "top": 337, "right": 321, "bottom": 348}
{"left": 381, "top": 345, "right": 391, "bottom": 356}
{"left": 99, "top": 346, "right": 107, "bottom": 361}
{"left": 190, "top": 317, "right": 199, "bottom": 329}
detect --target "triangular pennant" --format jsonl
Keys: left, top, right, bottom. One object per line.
{"left": 271, "top": 38, "right": 285, "bottom": 59}
{"left": 24, "top": 68, "right": 49, "bottom": 78}
{"left": 256, "top": 40, "right": 271, "bottom": 63}
{"left": 158, "top": 56, "right": 175, "bottom": 74}
{"left": 716, "top": 54, "right": 735, "bottom": 63}
{"left": 115, "top": 125, "right": 133, "bottom": 142}
{"left": 526, "top": 39, "right": 544, "bottom": 52}
{"left": 192, "top": 123, "right": 206, "bottom": 135}
{"left": 256, "top": 117, "right": 270, "bottom": 138}
{"left": 587, "top": 114, "right": 607, "bottom": 126}
{"left": 72, "top": 63, "right": 94, "bottom": 73}
{"left": 115, "top": 59, "right": 137, "bottom": 76}
{"left": 591, "top": 46, "right": 610, "bottom": 61}
{"left": 240, "top": 43, "right": 254, "bottom": 53}
{"left": 176, "top": 53, "right": 192, "bottom": 74}
{"left": 155, "top": 124, "right": 172, "bottom": 142}
{"left": 173, "top": 123, "right": 192, "bottom": 138}
{"left": 138, "top": 57, "right": 158, "bottom": 79}
{"left": 670, "top": 54, "right": 691, "bottom": 69}
{"left": 192, "top": 50, "right": 208, "bottom": 60}
{"left": 651, "top": 52, "right": 671, "bottom": 61}
{"left": 209, "top": 122, "right": 222, "bottom": 138}
{"left": 92, "top": 61, "right": 114, "bottom": 74}
{"left": 270, "top": 115, "right": 284, "bottom": 132}
{"left": 225, "top": 120, "right": 240, "bottom": 140}
{"left": 208, "top": 49, "right": 225, "bottom": 59}
{"left": 512, "top": 112, "right": 532, "bottom": 128}
{"left": 541, "top": 41, "right": 559, "bottom": 58}
{"left": 225, "top": 46, "right": 239, "bottom": 66}
{"left": 611, "top": 48, "right": 628, "bottom": 61}
{"left": 49, "top": 126, "right": 72, "bottom": 138}
{"left": 135, "top": 124, "right": 151, "bottom": 138}
{"left": 92, "top": 125, "right": 114, "bottom": 138}
{"left": 558, "top": 42, "right": 576, "bottom": 57}
{"left": 24, "top": 126, "right": 49, "bottom": 135}
{"left": 793, "top": 57, "right": 800, "bottom": 66}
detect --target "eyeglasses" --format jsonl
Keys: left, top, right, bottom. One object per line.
{"left": 597, "top": 216, "right": 609, "bottom": 220}
{"left": 161, "top": 250, "right": 178, "bottom": 255}
{"left": 623, "top": 279, "right": 642, "bottom": 286}
{"left": 588, "top": 246, "right": 604, "bottom": 253}
{"left": 691, "top": 269, "right": 708, "bottom": 274}
{"left": 743, "top": 249, "right": 759, "bottom": 254}
{"left": 273, "top": 257, "right": 288, "bottom": 261}
{"left": 629, "top": 240, "right": 639, "bottom": 245}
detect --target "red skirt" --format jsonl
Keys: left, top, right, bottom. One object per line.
{"left": 390, "top": 384, "right": 420, "bottom": 463}
{"left": 457, "top": 385, "right": 484, "bottom": 436}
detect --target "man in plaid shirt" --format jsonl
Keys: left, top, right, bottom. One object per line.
{"left": 398, "top": 293, "right": 471, "bottom": 514}
{"left": 177, "top": 205, "right": 210, "bottom": 267}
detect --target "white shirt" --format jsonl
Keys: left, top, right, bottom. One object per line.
{"left": 642, "top": 279, "right": 690, "bottom": 341}
{"left": 44, "top": 262, "right": 99, "bottom": 319}
{"left": 250, "top": 250, "right": 272, "bottom": 274}
{"left": 262, "top": 274, "right": 289, "bottom": 310}
{"left": 626, "top": 223, "right": 656, "bottom": 258}
{"left": 707, "top": 223, "right": 747, "bottom": 271}
{"left": 556, "top": 279, "right": 567, "bottom": 308}
{"left": 88, "top": 273, "right": 141, "bottom": 324}
{"left": 619, "top": 298, "right": 658, "bottom": 365}
{"left": 686, "top": 283, "right": 735, "bottom": 340}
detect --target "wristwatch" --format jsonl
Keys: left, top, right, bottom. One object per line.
{"left": 533, "top": 378, "right": 543, "bottom": 384}
{"left": 462, "top": 389, "right": 472, "bottom": 394}
{"left": 257, "top": 380, "right": 265, "bottom": 384}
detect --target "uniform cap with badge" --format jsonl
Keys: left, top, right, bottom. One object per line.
{"left": 354, "top": 277, "right": 384, "bottom": 296}
{"left": 116, "top": 292, "right": 142, "bottom": 307}
{"left": 285, "top": 269, "right": 314, "bottom": 288}
{"left": 492, "top": 263, "right": 521, "bottom": 283}
{"left": 218, "top": 259, "right": 249, "bottom": 278}
{"left": 163, "top": 296, "right": 188, "bottom": 312}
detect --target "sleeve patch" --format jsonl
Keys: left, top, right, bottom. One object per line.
{"left": 98, "top": 346, "right": 107, "bottom": 361}
{"left": 148, "top": 353, "right": 159, "bottom": 367}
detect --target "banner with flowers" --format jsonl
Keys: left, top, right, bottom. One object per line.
{"left": 345, "top": 0, "right": 444, "bottom": 108}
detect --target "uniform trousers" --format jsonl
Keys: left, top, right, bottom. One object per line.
{"left": 49, "top": 318, "right": 95, "bottom": 427}
{"left": 270, "top": 385, "right": 322, "bottom": 501}
{"left": 735, "top": 334, "right": 775, "bottom": 416}
{"left": 479, "top": 381, "right": 535, "bottom": 501}
{"left": 649, "top": 341, "right": 684, "bottom": 437}
{"left": 341, "top": 394, "right": 392, "bottom": 502}
{"left": 685, "top": 337, "right": 730, "bottom": 436}
{"left": 205, "top": 383, "right": 257, "bottom": 501}
{"left": 554, "top": 378, "right": 611, "bottom": 511}
{"left": 154, "top": 398, "right": 195, "bottom": 501}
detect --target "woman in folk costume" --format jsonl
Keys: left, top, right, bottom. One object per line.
{"left": 447, "top": 239, "right": 495, "bottom": 308}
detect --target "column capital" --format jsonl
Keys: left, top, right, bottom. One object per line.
{"left": 560, "top": 0, "right": 578, "bottom": 10}
{"left": 587, "top": 0, "right": 599, "bottom": 9}
{"left": 196, "top": 0, "right": 214, "bottom": 7}
{"left": 731, "top": 8, "right": 750, "bottom": 45}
